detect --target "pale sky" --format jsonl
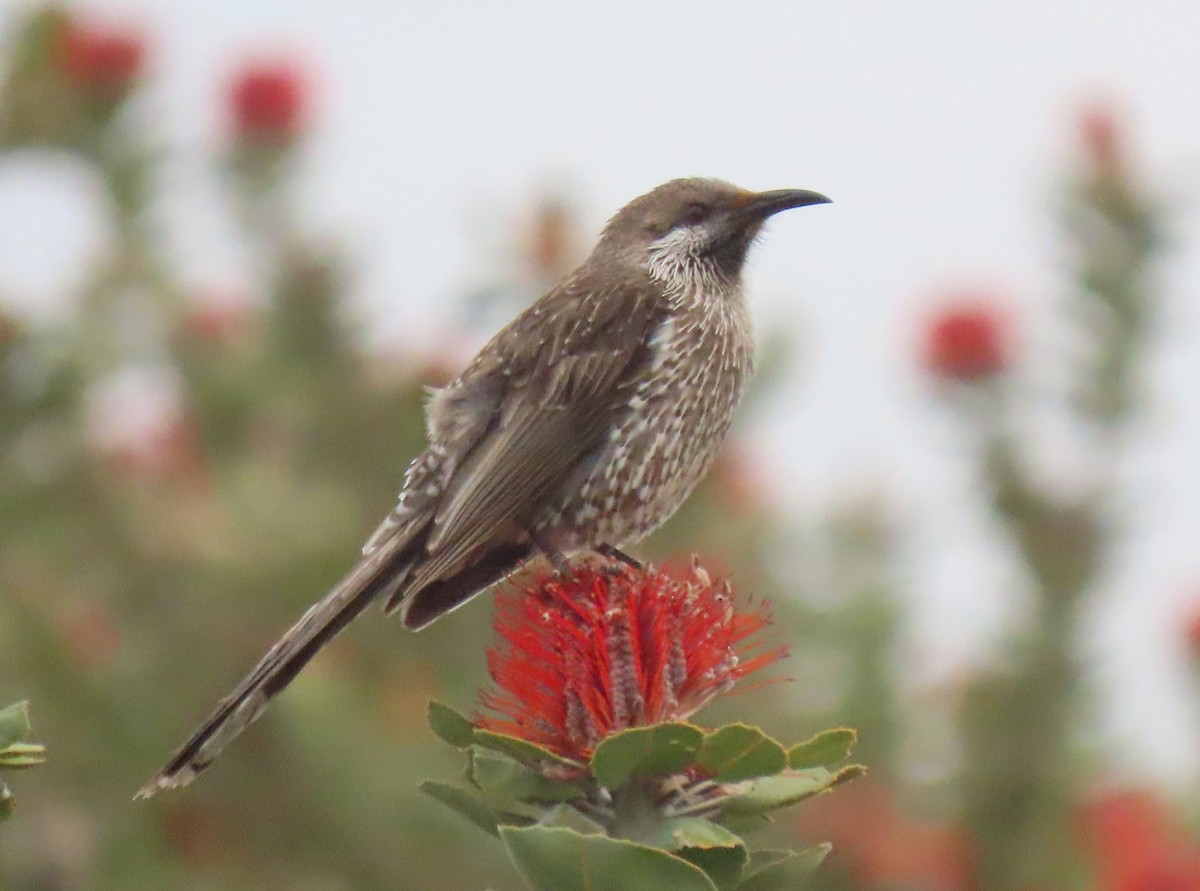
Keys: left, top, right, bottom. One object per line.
{"left": 1, "top": 0, "right": 1198, "bottom": 781}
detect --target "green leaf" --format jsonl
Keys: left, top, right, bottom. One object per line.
{"left": 655, "top": 816, "right": 745, "bottom": 852}
{"left": 698, "top": 724, "right": 787, "bottom": 783}
{"left": 469, "top": 748, "right": 585, "bottom": 806}
{"left": 787, "top": 729, "right": 856, "bottom": 770}
{"left": 721, "top": 770, "right": 838, "bottom": 815}
{"left": 419, "top": 780, "right": 534, "bottom": 839}
{"left": 660, "top": 819, "right": 748, "bottom": 889}
{"left": 830, "top": 764, "right": 867, "bottom": 787}
{"left": 500, "top": 824, "right": 719, "bottom": 891}
{"left": 742, "top": 850, "right": 792, "bottom": 874}
{"left": 0, "top": 702, "right": 32, "bottom": 751}
{"left": 720, "top": 811, "right": 772, "bottom": 835}
{"left": 0, "top": 742, "right": 46, "bottom": 769}
{"left": 736, "top": 844, "right": 831, "bottom": 890}
{"left": 680, "top": 845, "right": 749, "bottom": 890}
{"left": 427, "top": 700, "right": 475, "bottom": 748}
{"left": 591, "top": 723, "right": 704, "bottom": 789}
{"left": 473, "top": 729, "right": 580, "bottom": 772}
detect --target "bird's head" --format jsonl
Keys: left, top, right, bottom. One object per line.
{"left": 594, "top": 178, "right": 830, "bottom": 289}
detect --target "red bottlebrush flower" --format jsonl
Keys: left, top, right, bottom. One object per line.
{"left": 59, "top": 22, "right": 145, "bottom": 96}
{"left": 922, "top": 299, "right": 1010, "bottom": 381}
{"left": 228, "top": 62, "right": 307, "bottom": 144}
{"left": 478, "top": 559, "right": 785, "bottom": 762}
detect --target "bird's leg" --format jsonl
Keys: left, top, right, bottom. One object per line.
{"left": 528, "top": 529, "right": 572, "bottom": 575}
{"left": 597, "top": 544, "right": 643, "bottom": 570}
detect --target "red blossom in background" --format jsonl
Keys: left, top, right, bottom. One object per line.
{"left": 228, "top": 62, "right": 307, "bottom": 144}
{"left": 711, "top": 443, "right": 771, "bottom": 514}
{"left": 0, "top": 312, "right": 22, "bottom": 348}
{"left": 1183, "top": 604, "right": 1200, "bottom": 661}
{"left": 58, "top": 21, "right": 145, "bottom": 96}
{"left": 1080, "top": 101, "right": 1126, "bottom": 177}
{"left": 796, "top": 778, "right": 974, "bottom": 891}
{"left": 478, "top": 559, "right": 785, "bottom": 762}
{"left": 102, "top": 415, "right": 208, "bottom": 489}
{"left": 922, "top": 299, "right": 1011, "bottom": 382}
{"left": 1080, "top": 790, "right": 1200, "bottom": 891}
{"left": 181, "top": 295, "right": 254, "bottom": 345}
{"left": 56, "top": 604, "right": 123, "bottom": 671}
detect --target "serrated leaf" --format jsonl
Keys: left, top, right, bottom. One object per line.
{"left": 469, "top": 748, "right": 584, "bottom": 806}
{"left": 591, "top": 723, "right": 704, "bottom": 789}
{"left": 736, "top": 844, "right": 831, "bottom": 890}
{"left": 721, "top": 770, "right": 837, "bottom": 815}
{"left": 472, "top": 729, "right": 580, "bottom": 772}
{"left": 427, "top": 700, "right": 475, "bottom": 748}
{"left": 0, "top": 702, "right": 32, "bottom": 750}
{"left": 787, "top": 729, "right": 856, "bottom": 770}
{"left": 419, "top": 780, "right": 534, "bottom": 839}
{"left": 698, "top": 724, "right": 787, "bottom": 783}
{"left": 500, "top": 824, "right": 719, "bottom": 891}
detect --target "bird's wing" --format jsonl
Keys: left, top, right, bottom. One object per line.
{"left": 393, "top": 275, "right": 666, "bottom": 602}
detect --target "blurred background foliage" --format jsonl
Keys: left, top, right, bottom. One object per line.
{"left": 0, "top": 5, "right": 1198, "bottom": 890}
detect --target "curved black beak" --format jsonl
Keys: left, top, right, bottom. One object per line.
{"left": 738, "top": 188, "right": 831, "bottom": 223}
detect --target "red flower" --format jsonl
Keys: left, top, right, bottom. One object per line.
{"left": 228, "top": 62, "right": 307, "bottom": 144}
{"left": 59, "top": 22, "right": 145, "bottom": 96}
{"left": 922, "top": 299, "right": 1010, "bottom": 381}
{"left": 478, "top": 559, "right": 785, "bottom": 762}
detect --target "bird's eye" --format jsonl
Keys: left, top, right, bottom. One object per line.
{"left": 680, "top": 202, "right": 710, "bottom": 226}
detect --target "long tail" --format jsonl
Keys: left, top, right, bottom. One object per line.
{"left": 136, "top": 540, "right": 419, "bottom": 798}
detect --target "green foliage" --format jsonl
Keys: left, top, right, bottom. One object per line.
{"left": 499, "top": 824, "right": 830, "bottom": 891}
{"left": 0, "top": 701, "right": 45, "bottom": 821}
{"left": 787, "top": 728, "right": 857, "bottom": 770}
{"left": 500, "top": 825, "right": 720, "bottom": 891}
{"left": 425, "top": 702, "right": 860, "bottom": 888}
{"left": 698, "top": 724, "right": 788, "bottom": 783}
{"left": 591, "top": 723, "right": 706, "bottom": 787}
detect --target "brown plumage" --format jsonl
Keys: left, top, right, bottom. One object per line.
{"left": 137, "top": 177, "right": 829, "bottom": 796}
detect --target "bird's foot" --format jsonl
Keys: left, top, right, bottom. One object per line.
{"left": 597, "top": 544, "right": 643, "bottom": 571}
{"left": 529, "top": 530, "right": 572, "bottom": 575}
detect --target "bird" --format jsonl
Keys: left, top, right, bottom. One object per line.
{"left": 137, "top": 177, "right": 830, "bottom": 797}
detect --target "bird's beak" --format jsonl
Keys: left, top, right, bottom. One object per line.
{"left": 735, "top": 188, "right": 832, "bottom": 225}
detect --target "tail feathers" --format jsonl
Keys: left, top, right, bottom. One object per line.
{"left": 395, "top": 542, "right": 532, "bottom": 629}
{"left": 136, "top": 543, "right": 417, "bottom": 798}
